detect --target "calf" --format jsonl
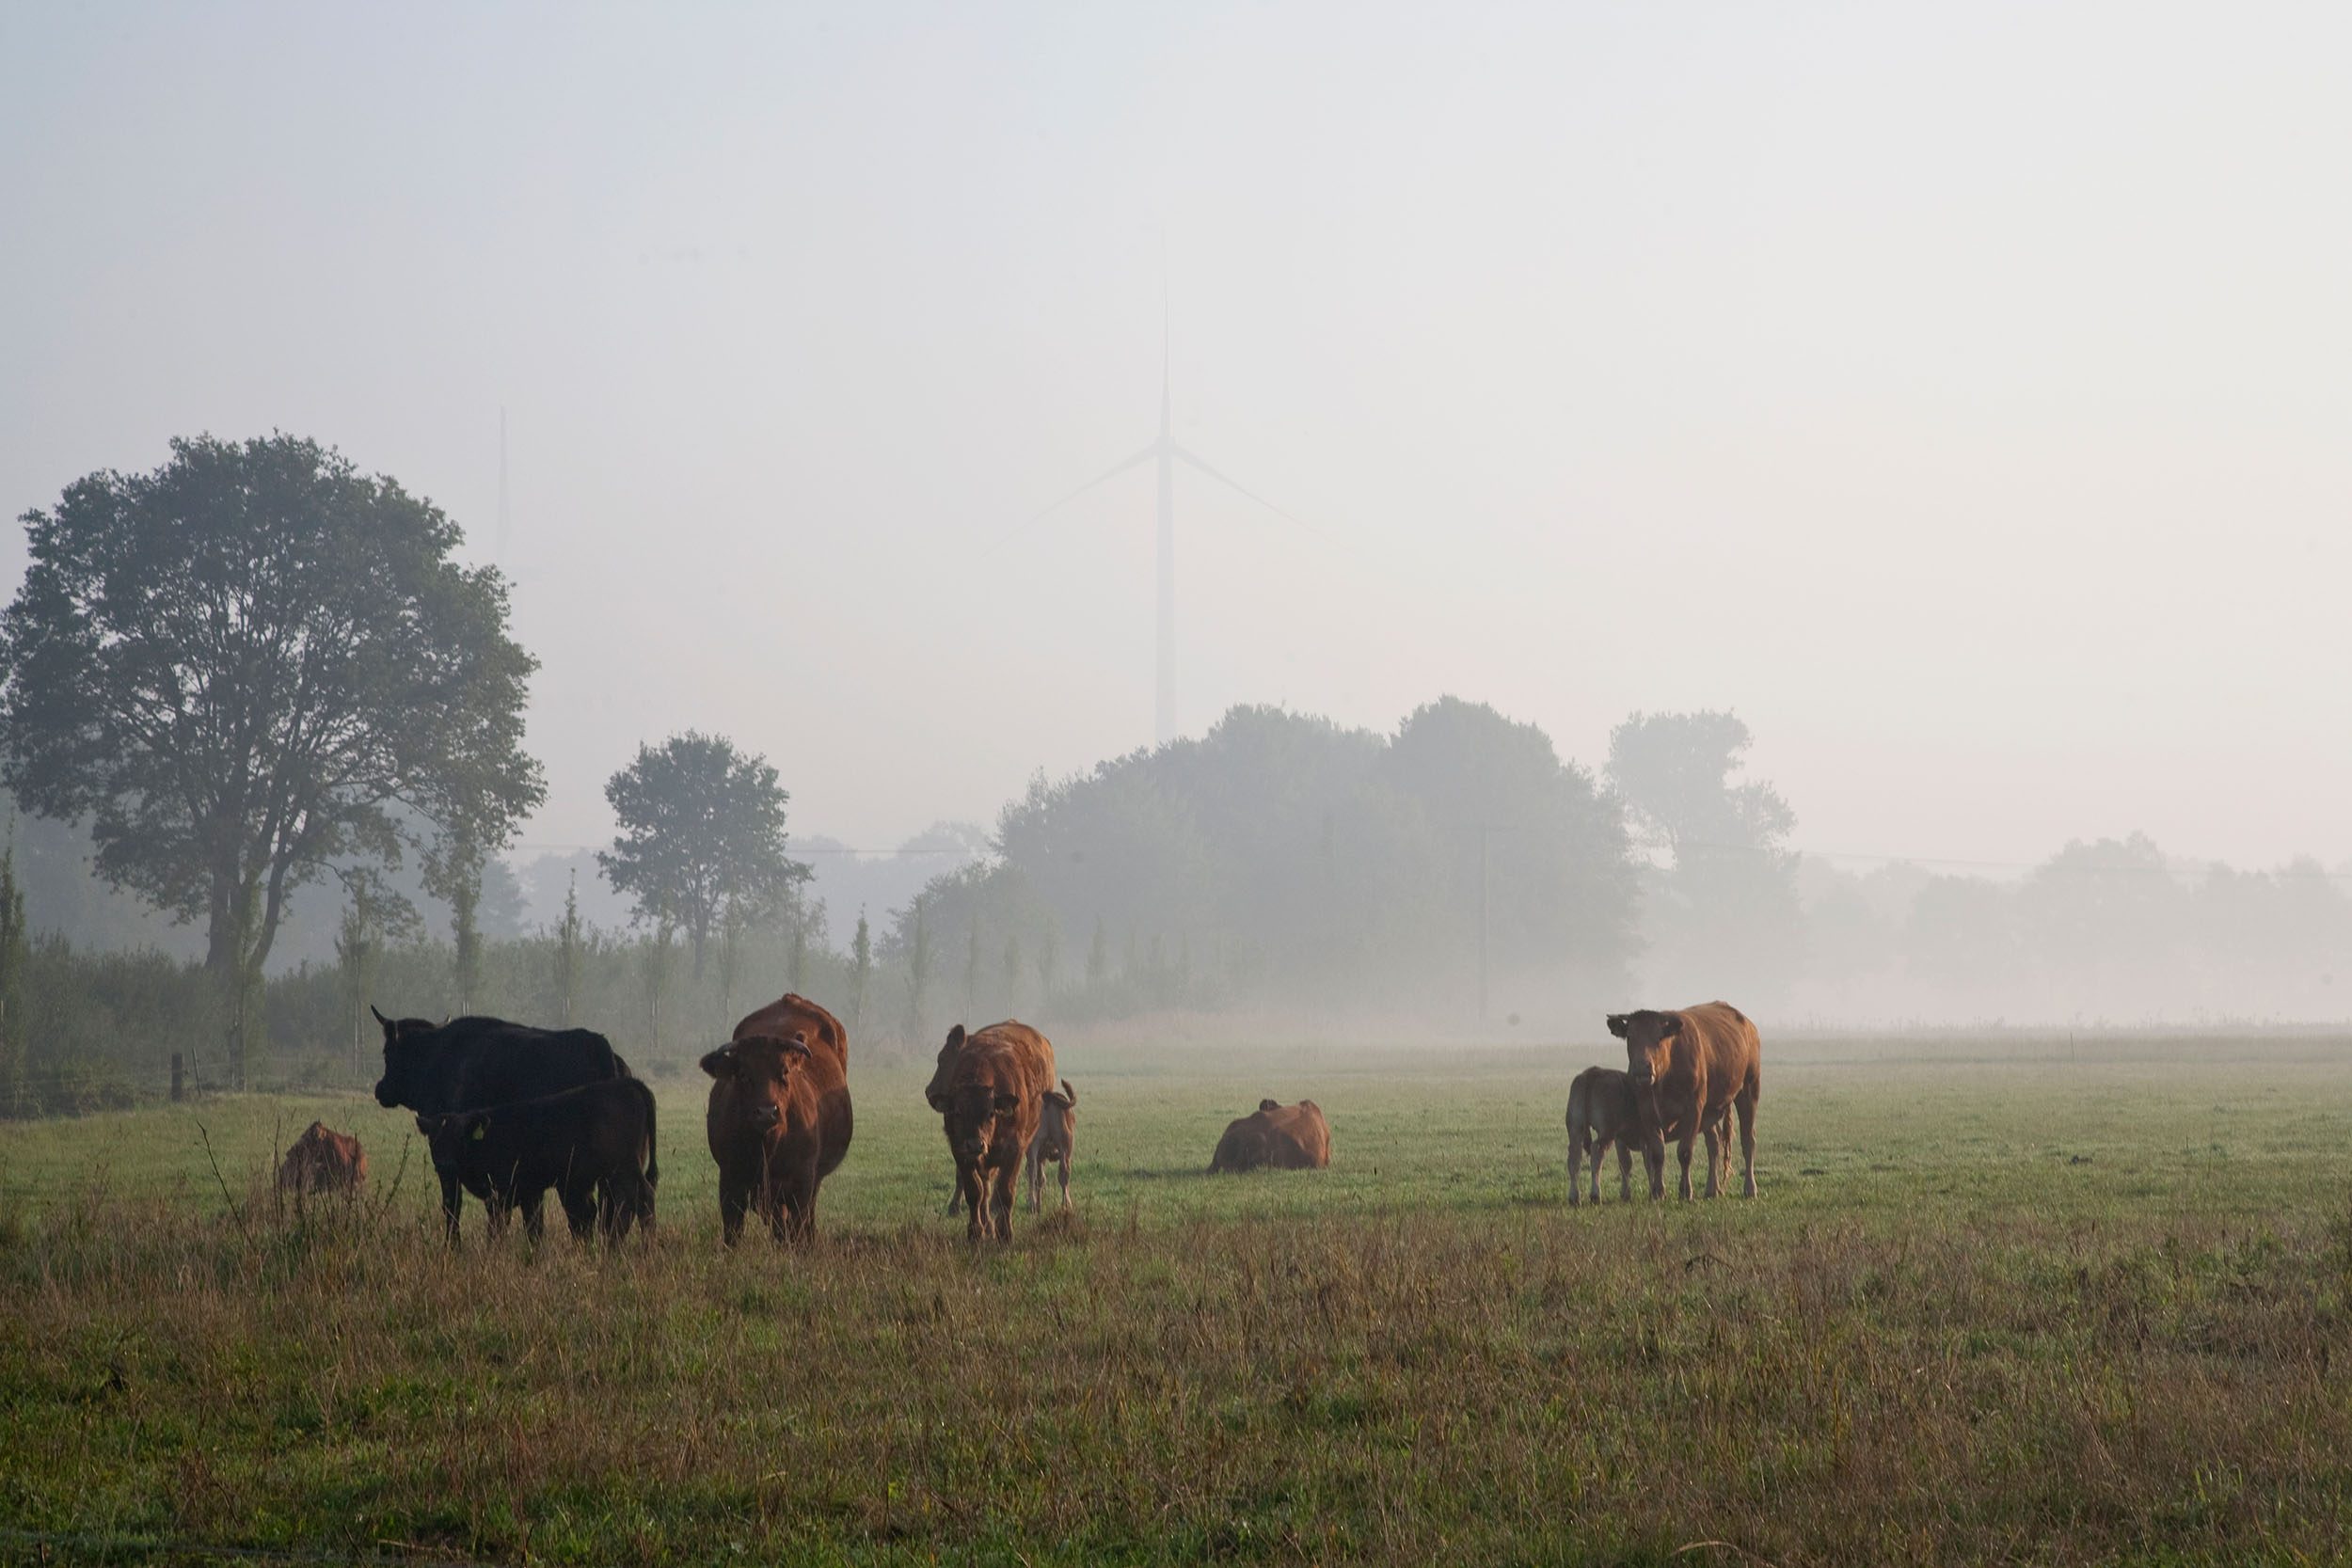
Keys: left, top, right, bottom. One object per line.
{"left": 1208, "top": 1099, "right": 1330, "bottom": 1173}
{"left": 1565, "top": 1067, "right": 1639, "bottom": 1206}
{"left": 701, "top": 1030, "right": 854, "bottom": 1245}
{"left": 421, "top": 1077, "right": 659, "bottom": 1243}
{"left": 1024, "top": 1080, "right": 1076, "bottom": 1213}
{"left": 276, "top": 1122, "right": 366, "bottom": 1196}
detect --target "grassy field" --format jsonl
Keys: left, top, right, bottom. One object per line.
{"left": 4, "top": 1037, "right": 2352, "bottom": 1564}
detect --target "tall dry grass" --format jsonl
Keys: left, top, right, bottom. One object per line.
{"left": 5, "top": 1159, "right": 2350, "bottom": 1565}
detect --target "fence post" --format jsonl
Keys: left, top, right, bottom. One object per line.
{"left": 170, "top": 1053, "right": 183, "bottom": 1102}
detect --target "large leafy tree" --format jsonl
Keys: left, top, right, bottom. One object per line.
{"left": 599, "top": 731, "right": 808, "bottom": 978}
{"left": 0, "top": 435, "right": 545, "bottom": 1069}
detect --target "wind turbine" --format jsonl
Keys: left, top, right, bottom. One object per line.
{"left": 1003, "top": 325, "right": 1311, "bottom": 747}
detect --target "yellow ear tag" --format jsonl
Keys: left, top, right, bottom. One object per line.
{"left": 471, "top": 1123, "right": 487, "bottom": 1141}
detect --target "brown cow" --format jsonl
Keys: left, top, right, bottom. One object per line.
{"left": 276, "top": 1121, "right": 366, "bottom": 1196}
{"left": 701, "top": 1028, "right": 853, "bottom": 1245}
{"left": 1024, "top": 1080, "right": 1076, "bottom": 1213}
{"left": 1208, "top": 1099, "right": 1330, "bottom": 1173}
{"left": 733, "top": 992, "right": 849, "bottom": 1069}
{"left": 1565, "top": 1067, "right": 1638, "bottom": 1206}
{"left": 1608, "top": 1002, "right": 1761, "bottom": 1200}
{"left": 927, "top": 1022, "right": 1057, "bottom": 1241}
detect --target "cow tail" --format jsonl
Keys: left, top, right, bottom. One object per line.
{"left": 639, "top": 1079, "right": 660, "bottom": 1190}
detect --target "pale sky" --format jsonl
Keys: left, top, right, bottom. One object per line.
{"left": 4, "top": 2, "right": 2347, "bottom": 875}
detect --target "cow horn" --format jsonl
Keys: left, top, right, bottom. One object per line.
{"left": 370, "top": 1005, "right": 392, "bottom": 1027}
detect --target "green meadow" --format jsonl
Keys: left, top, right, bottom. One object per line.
{"left": 4, "top": 1037, "right": 2351, "bottom": 1565}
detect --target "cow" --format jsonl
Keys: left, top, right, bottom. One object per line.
{"left": 700, "top": 1027, "right": 853, "bottom": 1245}
{"left": 1608, "top": 1002, "right": 1762, "bottom": 1200}
{"left": 731, "top": 992, "right": 850, "bottom": 1069}
{"left": 1024, "top": 1080, "right": 1076, "bottom": 1213}
{"left": 372, "top": 1007, "right": 633, "bottom": 1239}
{"left": 276, "top": 1121, "right": 366, "bottom": 1196}
{"left": 926, "top": 1022, "right": 1057, "bottom": 1241}
{"left": 420, "top": 1077, "right": 660, "bottom": 1243}
{"left": 1564, "top": 1067, "right": 1640, "bottom": 1205}
{"left": 1208, "top": 1099, "right": 1330, "bottom": 1173}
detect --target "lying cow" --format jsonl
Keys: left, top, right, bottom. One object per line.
{"left": 277, "top": 1122, "right": 366, "bottom": 1196}
{"left": 1609, "top": 1001, "right": 1762, "bottom": 1200}
{"left": 1025, "top": 1080, "right": 1076, "bottom": 1213}
{"left": 701, "top": 1030, "right": 853, "bottom": 1245}
{"left": 421, "top": 1077, "right": 659, "bottom": 1243}
{"left": 927, "top": 1021, "right": 1057, "bottom": 1241}
{"left": 1208, "top": 1098, "right": 1330, "bottom": 1173}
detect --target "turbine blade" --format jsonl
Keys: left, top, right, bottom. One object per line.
{"left": 1170, "top": 445, "right": 1321, "bottom": 536}
{"left": 980, "top": 441, "right": 1161, "bottom": 558}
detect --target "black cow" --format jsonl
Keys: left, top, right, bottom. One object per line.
{"left": 421, "top": 1078, "right": 660, "bottom": 1243}
{"left": 372, "top": 1007, "right": 633, "bottom": 1238}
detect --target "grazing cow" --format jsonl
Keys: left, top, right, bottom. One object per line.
{"left": 1608, "top": 1002, "right": 1762, "bottom": 1200}
{"left": 1208, "top": 1099, "right": 1331, "bottom": 1173}
{"left": 421, "top": 1078, "right": 660, "bottom": 1243}
{"left": 372, "top": 1008, "right": 633, "bottom": 1238}
{"left": 277, "top": 1122, "right": 366, "bottom": 1196}
{"left": 1025, "top": 1080, "right": 1076, "bottom": 1213}
{"left": 701, "top": 1029, "right": 854, "bottom": 1245}
{"left": 927, "top": 1022, "right": 1057, "bottom": 1241}
{"left": 1565, "top": 1068, "right": 1639, "bottom": 1206}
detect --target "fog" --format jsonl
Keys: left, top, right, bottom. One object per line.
{"left": 4, "top": 4, "right": 2350, "bottom": 1031}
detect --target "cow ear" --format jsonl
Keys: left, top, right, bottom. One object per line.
{"left": 1259, "top": 1099, "right": 1280, "bottom": 1113}
{"left": 944, "top": 1023, "right": 966, "bottom": 1052}
{"left": 1605, "top": 1014, "right": 1629, "bottom": 1038}
{"left": 993, "top": 1089, "right": 1020, "bottom": 1114}
{"left": 699, "top": 1047, "right": 738, "bottom": 1079}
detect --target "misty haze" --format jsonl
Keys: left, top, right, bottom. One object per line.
{"left": 4, "top": 6, "right": 2351, "bottom": 1565}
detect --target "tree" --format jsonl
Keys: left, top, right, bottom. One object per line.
{"left": 849, "top": 911, "right": 873, "bottom": 1032}
{"left": 0, "top": 436, "right": 544, "bottom": 1079}
{"left": 599, "top": 731, "right": 808, "bottom": 979}
{"left": 1604, "top": 711, "right": 1793, "bottom": 861}
{"left": 901, "top": 892, "right": 930, "bottom": 1046}
{"left": 0, "top": 824, "right": 25, "bottom": 1115}
{"left": 334, "top": 866, "right": 417, "bottom": 1078}
{"left": 552, "top": 871, "right": 584, "bottom": 1027}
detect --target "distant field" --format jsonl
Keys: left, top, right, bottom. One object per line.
{"left": 4, "top": 1039, "right": 2351, "bottom": 1564}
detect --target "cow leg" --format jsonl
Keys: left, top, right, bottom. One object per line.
{"left": 1643, "top": 1129, "right": 1668, "bottom": 1200}
{"left": 438, "top": 1171, "right": 465, "bottom": 1244}
{"left": 1614, "top": 1135, "right": 1633, "bottom": 1202}
{"left": 1676, "top": 1125, "right": 1696, "bottom": 1201}
{"left": 958, "top": 1162, "right": 988, "bottom": 1241}
{"left": 1565, "top": 1122, "right": 1585, "bottom": 1207}
{"left": 520, "top": 1190, "right": 549, "bottom": 1242}
{"left": 718, "top": 1165, "right": 751, "bottom": 1248}
{"left": 1701, "top": 1117, "right": 1724, "bottom": 1200}
{"left": 560, "top": 1180, "right": 598, "bottom": 1243}
{"left": 989, "top": 1158, "right": 1017, "bottom": 1242}
{"left": 1057, "top": 1152, "right": 1072, "bottom": 1213}
{"left": 1025, "top": 1136, "right": 1042, "bottom": 1214}
{"left": 1735, "top": 1084, "right": 1759, "bottom": 1198}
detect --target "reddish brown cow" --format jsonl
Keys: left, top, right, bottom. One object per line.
{"left": 701, "top": 1029, "right": 854, "bottom": 1244}
{"left": 927, "top": 1022, "right": 1057, "bottom": 1241}
{"left": 276, "top": 1122, "right": 366, "bottom": 1196}
{"left": 1024, "top": 1080, "right": 1076, "bottom": 1213}
{"left": 1608, "top": 1001, "right": 1761, "bottom": 1200}
{"left": 1208, "top": 1099, "right": 1330, "bottom": 1173}
{"left": 733, "top": 992, "right": 849, "bottom": 1069}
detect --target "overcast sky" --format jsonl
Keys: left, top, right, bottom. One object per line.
{"left": 4, "top": 2, "right": 2347, "bottom": 877}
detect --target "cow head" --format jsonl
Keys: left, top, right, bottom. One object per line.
{"left": 942, "top": 1080, "right": 1021, "bottom": 1165}
{"left": 1613, "top": 1009, "right": 1683, "bottom": 1091}
{"left": 923, "top": 1023, "right": 968, "bottom": 1113}
{"left": 702, "top": 1034, "right": 812, "bottom": 1132}
{"left": 372, "top": 1006, "right": 440, "bottom": 1108}
{"left": 419, "top": 1109, "right": 486, "bottom": 1174}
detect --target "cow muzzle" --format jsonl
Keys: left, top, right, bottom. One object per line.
{"left": 750, "top": 1103, "right": 782, "bottom": 1131}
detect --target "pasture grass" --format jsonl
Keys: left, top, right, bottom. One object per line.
{"left": 3, "top": 1039, "right": 2352, "bottom": 1564}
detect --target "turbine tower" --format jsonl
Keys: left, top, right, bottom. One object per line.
{"left": 1014, "top": 331, "right": 1307, "bottom": 747}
